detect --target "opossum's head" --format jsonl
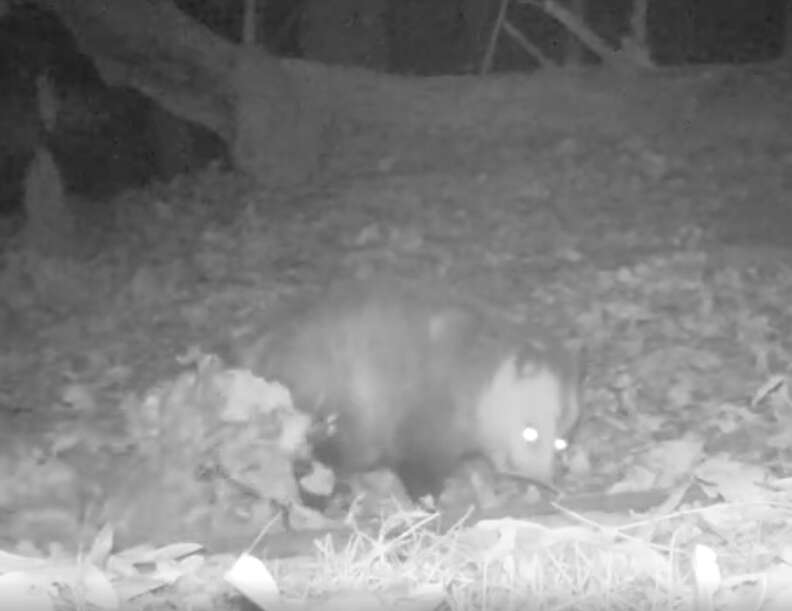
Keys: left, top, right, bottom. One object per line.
{"left": 475, "top": 341, "right": 582, "bottom": 485}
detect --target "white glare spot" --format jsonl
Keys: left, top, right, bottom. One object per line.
{"left": 554, "top": 438, "right": 568, "bottom": 452}
{"left": 522, "top": 426, "right": 539, "bottom": 443}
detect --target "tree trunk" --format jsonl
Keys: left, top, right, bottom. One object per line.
{"left": 36, "top": 0, "right": 330, "bottom": 188}
{"left": 32, "top": 0, "right": 778, "bottom": 193}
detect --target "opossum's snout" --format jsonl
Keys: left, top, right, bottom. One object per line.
{"left": 477, "top": 355, "right": 574, "bottom": 485}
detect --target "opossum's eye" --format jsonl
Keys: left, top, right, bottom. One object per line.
{"left": 521, "top": 426, "right": 540, "bottom": 443}
{"left": 554, "top": 437, "right": 568, "bottom": 452}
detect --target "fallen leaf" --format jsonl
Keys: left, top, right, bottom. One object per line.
{"left": 692, "top": 544, "right": 720, "bottom": 611}
{"left": 88, "top": 524, "right": 114, "bottom": 567}
{"left": 60, "top": 383, "right": 96, "bottom": 412}
{"left": 224, "top": 553, "right": 280, "bottom": 611}
{"left": 695, "top": 456, "right": 769, "bottom": 504}
{"left": 0, "top": 571, "right": 53, "bottom": 611}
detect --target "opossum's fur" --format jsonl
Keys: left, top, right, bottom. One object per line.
{"left": 248, "top": 280, "right": 582, "bottom": 501}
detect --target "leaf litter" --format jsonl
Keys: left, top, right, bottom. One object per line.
{"left": 0, "top": 80, "right": 792, "bottom": 609}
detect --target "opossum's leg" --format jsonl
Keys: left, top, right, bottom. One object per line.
{"left": 464, "top": 460, "right": 500, "bottom": 509}
{"left": 395, "top": 460, "right": 447, "bottom": 502}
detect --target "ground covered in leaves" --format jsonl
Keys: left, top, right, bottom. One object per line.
{"left": 1, "top": 65, "right": 792, "bottom": 610}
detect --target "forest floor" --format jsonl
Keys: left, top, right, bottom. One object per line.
{"left": 1, "top": 63, "right": 792, "bottom": 610}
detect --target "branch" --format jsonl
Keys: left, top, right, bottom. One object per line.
{"left": 502, "top": 18, "right": 556, "bottom": 68}
{"left": 518, "top": 0, "right": 653, "bottom": 70}
{"left": 32, "top": 0, "right": 236, "bottom": 137}
{"left": 480, "top": 0, "right": 511, "bottom": 74}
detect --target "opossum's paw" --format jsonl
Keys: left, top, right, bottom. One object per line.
{"left": 353, "top": 470, "right": 415, "bottom": 510}
{"left": 286, "top": 500, "right": 339, "bottom": 530}
{"left": 327, "top": 470, "right": 419, "bottom": 519}
{"left": 436, "top": 459, "right": 552, "bottom": 511}
{"left": 436, "top": 458, "right": 499, "bottom": 510}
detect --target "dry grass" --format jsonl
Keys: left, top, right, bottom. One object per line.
{"left": 268, "top": 504, "right": 688, "bottom": 610}
{"left": 5, "top": 494, "right": 792, "bottom": 610}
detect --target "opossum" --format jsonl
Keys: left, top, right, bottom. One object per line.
{"left": 245, "top": 279, "right": 582, "bottom": 503}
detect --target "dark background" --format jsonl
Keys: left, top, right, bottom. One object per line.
{"left": 0, "top": 0, "right": 787, "bottom": 215}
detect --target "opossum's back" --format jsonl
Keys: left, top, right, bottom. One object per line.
{"left": 246, "top": 279, "right": 583, "bottom": 496}
{"left": 256, "top": 284, "right": 448, "bottom": 470}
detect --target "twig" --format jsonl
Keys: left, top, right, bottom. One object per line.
{"left": 480, "top": 0, "right": 511, "bottom": 75}
{"left": 501, "top": 18, "right": 555, "bottom": 68}
{"left": 518, "top": 0, "right": 648, "bottom": 70}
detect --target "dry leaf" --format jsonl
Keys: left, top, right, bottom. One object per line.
{"left": 692, "top": 544, "right": 720, "bottom": 611}
{"left": 88, "top": 524, "right": 115, "bottom": 567}
{"left": 60, "top": 383, "right": 96, "bottom": 412}
{"left": 224, "top": 553, "right": 280, "bottom": 611}
{"left": 695, "top": 456, "right": 769, "bottom": 504}
{"left": 0, "top": 571, "right": 53, "bottom": 611}
{"left": 299, "top": 461, "right": 336, "bottom": 496}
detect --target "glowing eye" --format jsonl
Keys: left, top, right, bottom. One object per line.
{"left": 521, "top": 426, "right": 539, "bottom": 443}
{"left": 554, "top": 438, "right": 568, "bottom": 452}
